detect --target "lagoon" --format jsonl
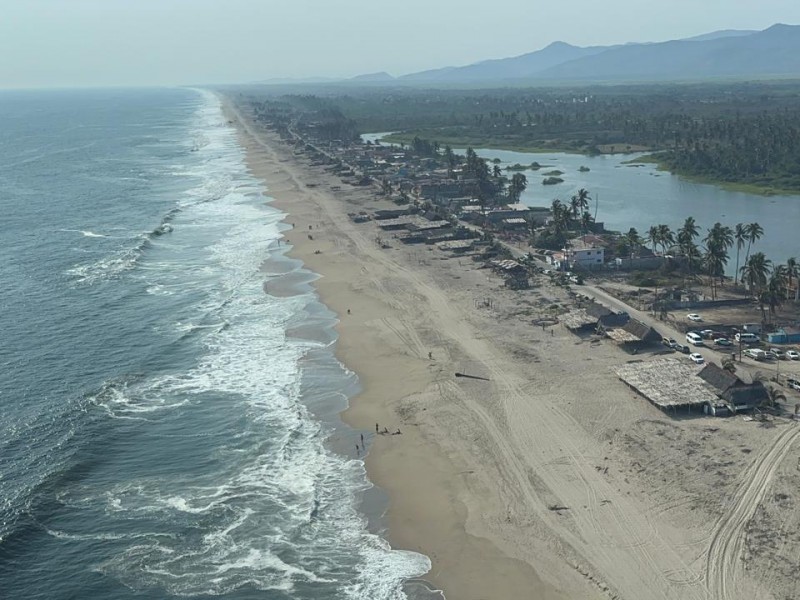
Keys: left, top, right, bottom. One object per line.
{"left": 468, "top": 148, "right": 800, "bottom": 273}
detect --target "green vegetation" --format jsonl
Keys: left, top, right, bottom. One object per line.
{"left": 542, "top": 176, "right": 564, "bottom": 185}
{"left": 241, "top": 80, "right": 800, "bottom": 193}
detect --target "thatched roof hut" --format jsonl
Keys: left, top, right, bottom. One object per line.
{"left": 615, "top": 358, "right": 719, "bottom": 412}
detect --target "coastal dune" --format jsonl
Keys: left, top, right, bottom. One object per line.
{"left": 225, "top": 99, "right": 786, "bottom": 600}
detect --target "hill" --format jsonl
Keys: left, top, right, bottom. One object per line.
{"left": 401, "top": 42, "right": 611, "bottom": 82}
{"left": 396, "top": 24, "right": 800, "bottom": 84}
{"left": 539, "top": 24, "right": 800, "bottom": 81}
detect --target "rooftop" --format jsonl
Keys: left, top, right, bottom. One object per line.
{"left": 616, "top": 358, "right": 720, "bottom": 409}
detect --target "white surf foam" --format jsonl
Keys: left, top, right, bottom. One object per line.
{"left": 83, "top": 89, "right": 431, "bottom": 599}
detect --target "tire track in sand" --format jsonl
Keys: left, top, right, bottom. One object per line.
{"left": 705, "top": 424, "right": 799, "bottom": 599}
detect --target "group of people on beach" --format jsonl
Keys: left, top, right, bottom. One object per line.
{"left": 354, "top": 423, "right": 402, "bottom": 455}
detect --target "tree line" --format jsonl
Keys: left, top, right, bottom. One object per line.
{"left": 247, "top": 80, "right": 800, "bottom": 192}
{"left": 629, "top": 219, "right": 797, "bottom": 321}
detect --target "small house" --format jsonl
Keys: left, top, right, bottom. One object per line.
{"left": 766, "top": 327, "right": 800, "bottom": 345}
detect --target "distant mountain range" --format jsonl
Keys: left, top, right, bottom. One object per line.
{"left": 350, "top": 24, "right": 800, "bottom": 84}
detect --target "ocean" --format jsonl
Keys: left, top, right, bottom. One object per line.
{"left": 0, "top": 88, "right": 433, "bottom": 599}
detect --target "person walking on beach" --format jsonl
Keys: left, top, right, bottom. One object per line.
{"left": 375, "top": 423, "right": 379, "bottom": 433}
{"left": 360, "top": 433, "right": 364, "bottom": 445}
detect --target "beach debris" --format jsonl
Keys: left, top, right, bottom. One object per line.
{"left": 454, "top": 372, "right": 490, "bottom": 381}
{"left": 548, "top": 504, "right": 570, "bottom": 512}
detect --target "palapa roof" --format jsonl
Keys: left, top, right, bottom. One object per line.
{"left": 436, "top": 239, "right": 475, "bottom": 250}
{"left": 564, "top": 302, "right": 630, "bottom": 331}
{"left": 490, "top": 259, "right": 525, "bottom": 272}
{"left": 698, "top": 363, "right": 741, "bottom": 393}
{"left": 585, "top": 302, "right": 613, "bottom": 319}
{"left": 723, "top": 383, "right": 769, "bottom": 408}
{"left": 616, "top": 358, "right": 720, "bottom": 409}
{"left": 562, "top": 308, "right": 599, "bottom": 330}
{"left": 607, "top": 318, "right": 660, "bottom": 343}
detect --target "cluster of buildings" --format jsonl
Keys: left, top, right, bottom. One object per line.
{"left": 311, "top": 138, "right": 622, "bottom": 271}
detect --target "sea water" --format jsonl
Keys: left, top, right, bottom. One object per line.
{"left": 0, "top": 88, "right": 433, "bottom": 599}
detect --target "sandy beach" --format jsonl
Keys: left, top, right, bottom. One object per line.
{"left": 224, "top": 97, "right": 800, "bottom": 600}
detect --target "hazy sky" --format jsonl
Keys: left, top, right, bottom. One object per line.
{"left": 2, "top": 0, "right": 799, "bottom": 88}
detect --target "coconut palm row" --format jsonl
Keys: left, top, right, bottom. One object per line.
{"left": 634, "top": 219, "right": 797, "bottom": 308}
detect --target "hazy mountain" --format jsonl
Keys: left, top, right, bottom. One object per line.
{"left": 680, "top": 29, "right": 757, "bottom": 42}
{"left": 254, "top": 76, "right": 340, "bottom": 85}
{"left": 350, "top": 71, "right": 395, "bottom": 82}
{"left": 392, "top": 24, "right": 800, "bottom": 84}
{"left": 401, "top": 42, "right": 611, "bottom": 82}
{"left": 539, "top": 24, "right": 800, "bottom": 81}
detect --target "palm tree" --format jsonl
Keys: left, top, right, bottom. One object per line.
{"left": 550, "top": 199, "right": 569, "bottom": 236}
{"left": 765, "top": 265, "right": 788, "bottom": 320}
{"left": 569, "top": 195, "right": 580, "bottom": 221}
{"left": 576, "top": 188, "right": 590, "bottom": 212}
{"left": 733, "top": 223, "right": 747, "bottom": 285}
{"left": 703, "top": 243, "right": 728, "bottom": 300}
{"left": 684, "top": 241, "right": 702, "bottom": 279}
{"left": 678, "top": 217, "right": 700, "bottom": 277}
{"left": 741, "top": 252, "right": 772, "bottom": 298}
{"left": 492, "top": 164, "right": 502, "bottom": 178}
{"left": 761, "top": 386, "right": 786, "bottom": 412}
{"left": 508, "top": 173, "right": 528, "bottom": 202}
{"left": 743, "top": 222, "right": 764, "bottom": 267}
{"left": 656, "top": 224, "right": 675, "bottom": 256}
{"left": 647, "top": 225, "right": 660, "bottom": 253}
{"left": 677, "top": 217, "right": 700, "bottom": 250}
{"left": 704, "top": 223, "right": 733, "bottom": 288}
{"left": 580, "top": 211, "right": 594, "bottom": 243}
{"left": 786, "top": 257, "right": 798, "bottom": 300}
{"left": 625, "top": 228, "right": 642, "bottom": 258}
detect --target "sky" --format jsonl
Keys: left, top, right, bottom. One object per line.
{"left": 1, "top": 0, "right": 800, "bottom": 89}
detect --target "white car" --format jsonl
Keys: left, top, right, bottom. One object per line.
{"left": 687, "top": 313, "right": 703, "bottom": 322}
{"left": 689, "top": 353, "right": 705, "bottom": 364}
{"left": 787, "top": 350, "right": 800, "bottom": 360}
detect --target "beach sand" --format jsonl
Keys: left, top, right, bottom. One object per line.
{"left": 224, "top": 98, "right": 799, "bottom": 600}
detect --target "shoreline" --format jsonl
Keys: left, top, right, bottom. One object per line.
{"left": 224, "top": 101, "right": 566, "bottom": 599}
{"left": 380, "top": 133, "right": 800, "bottom": 197}
{"left": 220, "top": 93, "right": 799, "bottom": 600}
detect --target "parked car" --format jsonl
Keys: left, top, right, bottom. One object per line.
{"left": 786, "top": 377, "right": 800, "bottom": 391}
{"left": 689, "top": 353, "right": 705, "bottom": 364}
{"left": 744, "top": 348, "right": 768, "bottom": 361}
{"left": 674, "top": 343, "right": 691, "bottom": 354}
{"left": 686, "top": 332, "right": 704, "bottom": 346}
{"left": 769, "top": 348, "right": 785, "bottom": 360}
{"left": 735, "top": 332, "right": 759, "bottom": 344}
{"left": 700, "top": 329, "right": 716, "bottom": 339}
{"left": 687, "top": 313, "right": 703, "bottom": 322}
{"left": 787, "top": 350, "right": 800, "bottom": 360}
{"left": 714, "top": 338, "right": 733, "bottom": 346}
